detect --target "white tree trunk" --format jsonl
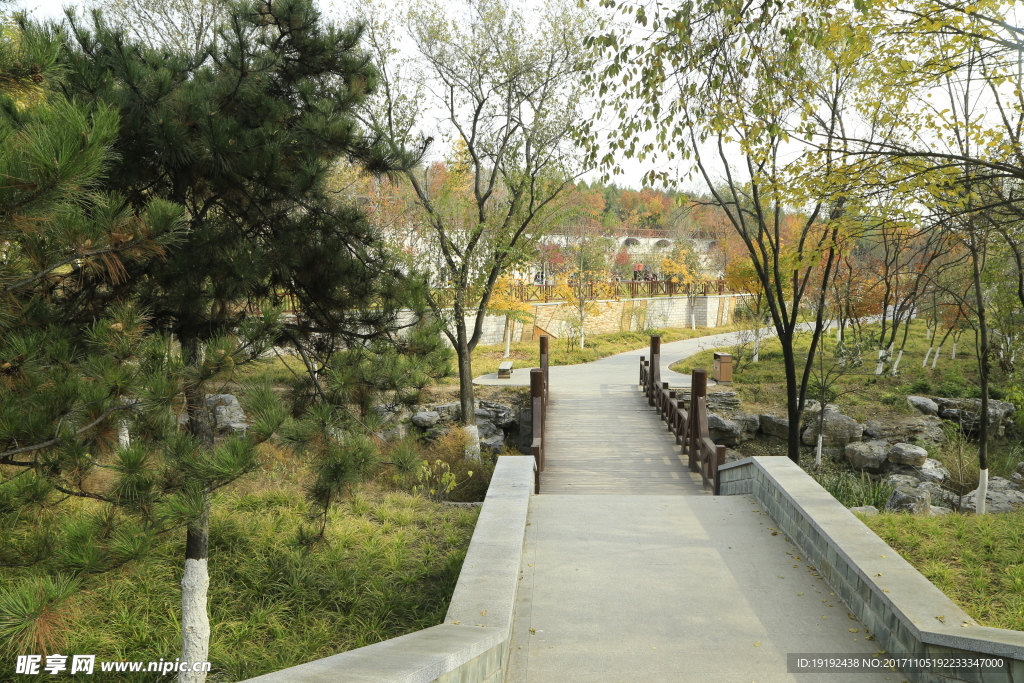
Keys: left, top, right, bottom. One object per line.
{"left": 118, "top": 422, "right": 131, "bottom": 448}
{"left": 463, "top": 424, "right": 481, "bottom": 461}
{"left": 690, "top": 313, "right": 696, "bottom": 330}
{"left": 752, "top": 335, "right": 760, "bottom": 363}
{"left": 180, "top": 523, "right": 210, "bottom": 683}
{"left": 922, "top": 347, "right": 932, "bottom": 368}
{"left": 951, "top": 342, "right": 957, "bottom": 360}
{"left": 815, "top": 433, "right": 823, "bottom": 467}
{"left": 503, "top": 318, "right": 512, "bottom": 359}
{"left": 874, "top": 349, "right": 885, "bottom": 375}
{"left": 931, "top": 346, "right": 941, "bottom": 369}
{"left": 890, "top": 350, "right": 903, "bottom": 376}
{"left": 977, "top": 468, "right": 989, "bottom": 515}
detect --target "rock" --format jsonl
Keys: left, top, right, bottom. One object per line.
{"left": 205, "top": 394, "right": 248, "bottom": 434}
{"left": 1012, "top": 462, "right": 1024, "bottom": 488}
{"left": 517, "top": 406, "right": 533, "bottom": 454}
{"left": 844, "top": 440, "right": 889, "bottom": 472}
{"left": 885, "top": 474, "right": 922, "bottom": 489}
{"left": 907, "top": 396, "right": 939, "bottom": 416}
{"left": 886, "top": 443, "right": 928, "bottom": 467}
{"left": 901, "top": 415, "right": 946, "bottom": 444}
{"left": 426, "top": 402, "right": 462, "bottom": 421}
{"left": 885, "top": 486, "right": 931, "bottom": 515}
{"left": 477, "top": 400, "right": 517, "bottom": 428}
{"left": 862, "top": 420, "right": 887, "bottom": 441}
{"left": 759, "top": 414, "right": 790, "bottom": 439}
{"left": 917, "top": 481, "right": 958, "bottom": 508}
{"left": 411, "top": 411, "right": 441, "bottom": 428}
{"left": 708, "top": 413, "right": 742, "bottom": 446}
{"left": 850, "top": 505, "right": 879, "bottom": 516}
{"left": 733, "top": 412, "right": 760, "bottom": 440}
{"left": 725, "top": 448, "right": 745, "bottom": 463}
{"left": 802, "top": 400, "right": 839, "bottom": 415}
{"left": 962, "top": 477, "right": 1024, "bottom": 513}
{"left": 801, "top": 410, "right": 863, "bottom": 448}
{"left": 918, "top": 458, "right": 950, "bottom": 484}
{"left": 929, "top": 506, "right": 953, "bottom": 517}
{"left": 707, "top": 391, "right": 741, "bottom": 410}
{"left": 936, "top": 398, "right": 1017, "bottom": 435}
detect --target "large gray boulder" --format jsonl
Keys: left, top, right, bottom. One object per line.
{"left": 412, "top": 411, "right": 441, "bottom": 428}
{"left": 936, "top": 398, "right": 1017, "bottom": 435}
{"left": 205, "top": 394, "right": 248, "bottom": 434}
{"left": 733, "top": 412, "right": 761, "bottom": 441}
{"left": 918, "top": 458, "right": 951, "bottom": 484}
{"left": 708, "top": 413, "right": 742, "bottom": 446}
{"left": 801, "top": 410, "right": 863, "bottom": 447}
{"left": 962, "top": 477, "right": 1024, "bottom": 513}
{"left": 907, "top": 396, "right": 939, "bottom": 416}
{"left": 844, "top": 440, "right": 889, "bottom": 472}
{"left": 886, "top": 442, "right": 928, "bottom": 467}
{"left": 707, "top": 391, "right": 742, "bottom": 411}
{"left": 885, "top": 486, "right": 931, "bottom": 515}
{"left": 759, "top": 414, "right": 790, "bottom": 439}
{"left": 476, "top": 419, "right": 506, "bottom": 453}
{"left": 477, "top": 400, "right": 517, "bottom": 428}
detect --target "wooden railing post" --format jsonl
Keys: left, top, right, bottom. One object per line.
{"left": 530, "top": 367, "right": 544, "bottom": 494}
{"left": 539, "top": 335, "right": 549, "bottom": 408}
{"left": 688, "top": 368, "right": 707, "bottom": 472}
{"left": 714, "top": 445, "right": 726, "bottom": 495}
{"left": 647, "top": 335, "right": 661, "bottom": 406}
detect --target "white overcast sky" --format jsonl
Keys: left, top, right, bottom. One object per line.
{"left": 10, "top": 0, "right": 706, "bottom": 193}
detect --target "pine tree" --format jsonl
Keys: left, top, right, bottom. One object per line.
{"left": 2, "top": 1, "right": 425, "bottom": 679}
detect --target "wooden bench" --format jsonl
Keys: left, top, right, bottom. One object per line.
{"left": 497, "top": 361, "right": 514, "bottom": 379}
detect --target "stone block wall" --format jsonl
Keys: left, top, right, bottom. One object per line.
{"left": 719, "top": 457, "right": 1024, "bottom": 683}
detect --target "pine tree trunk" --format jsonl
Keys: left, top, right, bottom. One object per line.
{"left": 180, "top": 498, "right": 211, "bottom": 683}
{"left": 180, "top": 335, "right": 215, "bottom": 681}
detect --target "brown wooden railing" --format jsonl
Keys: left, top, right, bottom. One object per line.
{"left": 530, "top": 336, "right": 549, "bottom": 493}
{"left": 508, "top": 279, "right": 730, "bottom": 303}
{"left": 640, "top": 335, "right": 727, "bottom": 494}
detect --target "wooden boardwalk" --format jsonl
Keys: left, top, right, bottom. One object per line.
{"left": 540, "top": 383, "right": 707, "bottom": 495}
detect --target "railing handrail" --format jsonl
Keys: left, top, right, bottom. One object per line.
{"left": 530, "top": 335, "right": 549, "bottom": 493}
{"left": 641, "top": 335, "right": 726, "bottom": 494}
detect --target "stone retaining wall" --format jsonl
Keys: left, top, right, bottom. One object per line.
{"left": 241, "top": 456, "right": 535, "bottom": 683}
{"left": 720, "top": 456, "right": 1024, "bottom": 683}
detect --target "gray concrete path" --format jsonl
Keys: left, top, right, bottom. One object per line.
{"left": 502, "top": 334, "right": 905, "bottom": 683}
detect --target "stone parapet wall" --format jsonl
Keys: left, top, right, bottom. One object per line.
{"left": 241, "top": 456, "right": 536, "bottom": 683}
{"left": 720, "top": 457, "right": 1024, "bottom": 683}
{"left": 396, "top": 294, "right": 748, "bottom": 347}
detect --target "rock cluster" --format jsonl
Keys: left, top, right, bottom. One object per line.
{"left": 386, "top": 399, "right": 526, "bottom": 454}
{"left": 907, "top": 396, "right": 1017, "bottom": 436}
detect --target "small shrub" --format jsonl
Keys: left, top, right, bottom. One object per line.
{"left": 423, "top": 428, "right": 495, "bottom": 502}
{"left": 938, "top": 380, "right": 967, "bottom": 398}
{"left": 880, "top": 393, "right": 901, "bottom": 406}
{"left": 909, "top": 380, "right": 932, "bottom": 394}
{"left": 813, "top": 470, "right": 894, "bottom": 509}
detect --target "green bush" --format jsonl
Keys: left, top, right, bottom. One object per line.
{"left": 813, "top": 470, "right": 894, "bottom": 509}
{"left": 909, "top": 380, "right": 932, "bottom": 394}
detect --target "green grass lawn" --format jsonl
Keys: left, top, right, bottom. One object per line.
{"left": 467, "top": 321, "right": 750, "bottom": 379}
{"left": 669, "top": 319, "right": 996, "bottom": 423}
{"left": 0, "top": 451, "right": 479, "bottom": 682}
{"left": 861, "top": 511, "right": 1024, "bottom": 631}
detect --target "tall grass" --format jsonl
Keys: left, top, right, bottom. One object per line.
{"left": 812, "top": 470, "right": 895, "bottom": 509}
{"left": 0, "top": 489, "right": 478, "bottom": 681}
{"left": 863, "top": 511, "right": 1024, "bottom": 631}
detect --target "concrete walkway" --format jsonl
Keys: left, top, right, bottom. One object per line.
{"left": 502, "top": 335, "right": 905, "bottom": 682}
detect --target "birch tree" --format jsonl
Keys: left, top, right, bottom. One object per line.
{"left": 360, "top": 0, "right": 593, "bottom": 450}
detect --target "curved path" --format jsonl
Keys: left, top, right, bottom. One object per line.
{"left": 496, "top": 331, "right": 902, "bottom": 683}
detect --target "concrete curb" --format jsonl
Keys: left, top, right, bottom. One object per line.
{"left": 241, "top": 456, "right": 535, "bottom": 683}
{"left": 720, "top": 456, "right": 1024, "bottom": 682}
